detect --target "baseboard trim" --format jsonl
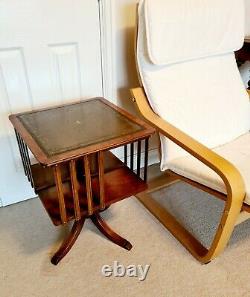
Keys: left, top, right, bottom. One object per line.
{"left": 148, "top": 148, "right": 160, "bottom": 166}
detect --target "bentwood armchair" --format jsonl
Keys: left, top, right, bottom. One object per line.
{"left": 131, "top": 0, "right": 250, "bottom": 263}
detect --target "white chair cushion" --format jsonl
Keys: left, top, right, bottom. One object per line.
{"left": 137, "top": 0, "right": 250, "bottom": 170}
{"left": 144, "top": 0, "right": 245, "bottom": 65}
{"left": 168, "top": 132, "right": 250, "bottom": 205}
{"left": 245, "top": 0, "right": 250, "bottom": 38}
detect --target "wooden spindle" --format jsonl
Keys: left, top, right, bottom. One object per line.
{"left": 144, "top": 138, "right": 149, "bottom": 181}
{"left": 130, "top": 142, "right": 134, "bottom": 170}
{"left": 19, "top": 135, "right": 30, "bottom": 180}
{"left": 15, "top": 130, "right": 28, "bottom": 177}
{"left": 54, "top": 165, "right": 67, "bottom": 224}
{"left": 23, "top": 142, "right": 34, "bottom": 188}
{"left": 98, "top": 151, "right": 105, "bottom": 210}
{"left": 69, "top": 160, "right": 81, "bottom": 221}
{"left": 124, "top": 145, "right": 128, "bottom": 165}
{"left": 137, "top": 140, "right": 142, "bottom": 177}
{"left": 84, "top": 155, "right": 94, "bottom": 216}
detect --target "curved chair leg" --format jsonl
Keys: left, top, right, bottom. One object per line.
{"left": 131, "top": 87, "right": 246, "bottom": 263}
{"left": 51, "top": 217, "right": 85, "bottom": 265}
{"left": 91, "top": 212, "right": 132, "bottom": 251}
{"left": 136, "top": 190, "right": 243, "bottom": 264}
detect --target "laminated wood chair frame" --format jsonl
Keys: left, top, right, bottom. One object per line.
{"left": 131, "top": 87, "right": 248, "bottom": 264}
{"left": 130, "top": 0, "right": 250, "bottom": 263}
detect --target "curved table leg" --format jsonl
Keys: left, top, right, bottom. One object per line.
{"left": 91, "top": 212, "right": 132, "bottom": 251}
{"left": 51, "top": 217, "right": 85, "bottom": 265}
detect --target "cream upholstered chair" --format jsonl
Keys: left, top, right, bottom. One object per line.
{"left": 245, "top": 0, "right": 250, "bottom": 39}
{"left": 131, "top": 0, "right": 250, "bottom": 263}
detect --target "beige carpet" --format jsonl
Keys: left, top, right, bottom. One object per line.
{"left": 1, "top": 181, "right": 250, "bottom": 297}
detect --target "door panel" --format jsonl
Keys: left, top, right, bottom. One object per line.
{"left": 0, "top": 0, "right": 103, "bottom": 205}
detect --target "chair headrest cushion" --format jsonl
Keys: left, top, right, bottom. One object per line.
{"left": 143, "top": 0, "right": 245, "bottom": 65}
{"left": 246, "top": 0, "right": 250, "bottom": 37}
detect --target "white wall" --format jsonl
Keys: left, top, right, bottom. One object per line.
{"left": 112, "top": 0, "right": 139, "bottom": 112}
{"left": 112, "top": 0, "right": 160, "bottom": 164}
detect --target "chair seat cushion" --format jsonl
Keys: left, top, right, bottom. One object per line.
{"left": 167, "top": 132, "right": 250, "bottom": 205}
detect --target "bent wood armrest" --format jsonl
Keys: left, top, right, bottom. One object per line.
{"left": 130, "top": 87, "right": 246, "bottom": 262}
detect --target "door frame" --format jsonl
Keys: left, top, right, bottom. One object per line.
{"left": 99, "top": 0, "right": 115, "bottom": 102}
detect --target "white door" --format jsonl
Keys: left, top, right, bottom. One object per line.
{"left": 0, "top": 0, "right": 103, "bottom": 206}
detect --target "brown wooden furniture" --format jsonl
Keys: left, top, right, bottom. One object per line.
{"left": 9, "top": 98, "right": 154, "bottom": 265}
{"left": 236, "top": 40, "right": 250, "bottom": 65}
{"left": 236, "top": 40, "right": 250, "bottom": 90}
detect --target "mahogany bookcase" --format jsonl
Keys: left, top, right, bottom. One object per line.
{"left": 236, "top": 39, "right": 250, "bottom": 64}
{"left": 9, "top": 98, "right": 154, "bottom": 265}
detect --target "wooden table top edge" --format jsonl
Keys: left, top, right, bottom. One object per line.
{"left": 9, "top": 114, "right": 49, "bottom": 165}
{"left": 9, "top": 97, "right": 155, "bottom": 167}
{"left": 99, "top": 98, "right": 154, "bottom": 132}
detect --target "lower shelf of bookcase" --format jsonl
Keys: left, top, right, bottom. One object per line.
{"left": 32, "top": 152, "right": 147, "bottom": 226}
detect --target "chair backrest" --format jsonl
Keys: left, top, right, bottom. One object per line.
{"left": 246, "top": 0, "right": 250, "bottom": 37}
{"left": 137, "top": 0, "right": 250, "bottom": 170}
